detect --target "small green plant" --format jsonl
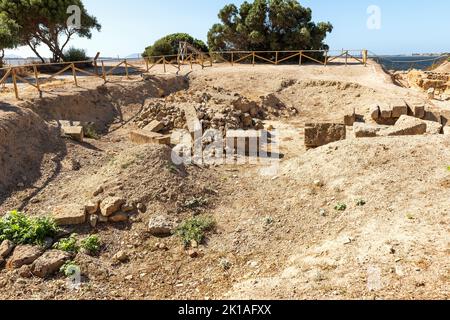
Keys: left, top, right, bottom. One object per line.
{"left": 53, "top": 234, "right": 79, "bottom": 253}
{"left": 183, "top": 197, "right": 208, "bottom": 210}
{"left": 80, "top": 235, "right": 101, "bottom": 255}
{"left": 334, "top": 203, "right": 347, "bottom": 211}
{"left": 60, "top": 261, "right": 80, "bottom": 277}
{"left": 168, "top": 163, "right": 179, "bottom": 174}
{"left": 356, "top": 199, "right": 366, "bottom": 206}
{"left": 264, "top": 216, "right": 274, "bottom": 225}
{"left": 219, "top": 258, "right": 232, "bottom": 271}
{"left": 176, "top": 216, "right": 215, "bottom": 247}
{"left": 84, "top": 125, "right": 99, "bottom": 140}
{"left": 447, "top": 166, "right": 450, "bottom": 172}
{"left": 0, "top": 211, "right": 58, "bottom": 245}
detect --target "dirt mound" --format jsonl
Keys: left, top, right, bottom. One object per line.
{"left": 229, "top": 135, "right": 450, "bottom": 299}
{"left": 17, "top": 75, "right": 188, "bottom": 132}
{"left": 0, "top": 104, "right": 61, "bottom": 195}
{"left": 435, "top": 61, "right": 450, "bottom": 73}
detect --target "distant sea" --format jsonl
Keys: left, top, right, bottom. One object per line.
{"left": 372, "top": 55, "right": 448, "bottom": 71}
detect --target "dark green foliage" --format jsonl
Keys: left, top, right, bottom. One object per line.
{"left": 207, "top": 0, "right": 332, "bottom": 52}
{"left": 80, "top": 235, "right": 101, "bottom": 255}
{"left": 176, "top": 216, "right": 215, "bottom": 247}
{"left": 143, "top": 33, "right": 208, "bottom": 58}
{"left": 0, "top": 0, "right": 101, "bottom": 62}
{"left": 0, "top": 211, "right": 58, "bottom": 245}
{"left": 53, "top": 234, "right": 79, "bottom": 253}
{"left": 63, "top": 47, "right": 88, "bottom": 62}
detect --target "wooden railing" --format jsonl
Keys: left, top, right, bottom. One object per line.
{"left": 0, "top": 49, "right": 368, "bottom": 100}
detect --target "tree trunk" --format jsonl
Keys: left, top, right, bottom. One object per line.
{"left": 26, "top": 41, "right": 45, "bottom": 63}
{"left": 0, "top": 49, "right": 4, "bottom": 68}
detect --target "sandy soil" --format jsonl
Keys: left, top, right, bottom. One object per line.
{"left": 0, "top": 61, "right": 449, "bottom": 300}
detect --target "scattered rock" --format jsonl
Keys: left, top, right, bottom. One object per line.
{"left": 7, "top": 245, "right": 43, "bottom": 270}
{"left": 187, "top": 249, "right": 198, "bottom": 258}
{"left": 143, "top": 120, "right": 164, "bottom": 133}
{"left": 62, "top": 126, "right": 84, "bottom": 142}
{"left": 304, "top": 123, "right": 346, "bottom": 148}
{"left": 52, "top": 204, "right": 86, "bottom": 226}
{"left": 383, "top": 115, "right": 427, "bottom": 136}
{"left": 31, "top": 250, "right": 71, "bottom": 278}
{"left": 121, "top": 202, "right": 135, "bottom": 213}
{"left": 108, "top": 212, "right": 129, "bottom": 223}
{"left": 129, "top": 130, "right": 171, "bottom": 145}
{"left": 93, "top": 186, "right": 104, "bottom": 197}
{"left": 370, "top": 105, "right": 380, "bottom": 121}
{"left": 0, "top": 240, "right": 14, "bottom": 259}
{"left": 62, "top": 158, "right": 81, "bottom": 171}
{"left": 113, "top": 251, "right": 129, "bottom": 263}
{"left": 89, "top": 214, "right": 99, "bottom": 228}
{"left": 354, "top": 123, "right": 388, "bottom": 138}
{"left": 148, "top": 215, "right": 174, "bottom": 237}
{"left": 85, "top": 200, "right": 100, "bottom": 215}
{"left": 18, "top": 265, "right": 32, "bottom": 278}
{"left": 391, "top": 101, "right": 408, "bottom": 118}
{"left": 100, "top": 197, "right": 126, "bottom": 217}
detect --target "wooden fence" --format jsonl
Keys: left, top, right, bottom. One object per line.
{"left": 0, "top": 49, "right": 368, "bottom": 100}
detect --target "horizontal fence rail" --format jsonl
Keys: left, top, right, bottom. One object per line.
{"left": 0, "top": 49, "right": 368, "bottom": 100}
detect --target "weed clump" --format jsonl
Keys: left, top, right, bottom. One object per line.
{"left": 0, "top": 211, "right": 58, "bottom": 245}
{"left": 176, "top": 216, "right": 215, "bottom": 247}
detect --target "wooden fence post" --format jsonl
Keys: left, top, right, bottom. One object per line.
{"left": 101, "top": 61, "right": 107, "bottom": 82}
{"left": 252, "top": 52, "right": 255, "bottom": 66}
{"left": 189, "top": 55, "right": 193, "bottom": 70}
{"left": 163, "top": 57, "right": 167, "bottom": 73}
{"left": 71, "top": 63, "right": 78, "bottom": 86}
{"left": 299, "top": 51, "right": 303, "bottom": 65}
{"left": 231, "top": 52, "right": 234, "bottom": 66}
{"left": 12, "top": 68, "right": 19, "bottom": 100}
{"left": 324, "top": 51, "right": 328, "bottom": 67}
{"left": 145, "top": 58, "right": 149, "bottom": 72}
{"left": 345, "top": 51, "right": 348, "bottom": 66}
{"left": 33, "top": 65, "right": 41, "bottom": 94}
{"left": 275, "top": 51, "right": 279, "bottom": 65}
{"left": 125, "top": 60, "right": 129, "bottom": 78}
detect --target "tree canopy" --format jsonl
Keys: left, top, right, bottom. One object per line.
{"left": 207, "top": 0, "right": 333, "bottom": 52}
{"left": 0, "top": 12, "right": 19, "bottom": 67}
{"left": 143, "top": 33, "right": 208, "bottom": 58}
{"left": 0, "top": 0, "right": 101, "bottom": 63}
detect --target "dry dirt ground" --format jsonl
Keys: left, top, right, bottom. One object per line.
{"left": 0, "top": 60, "right": 449, "bottom": 300}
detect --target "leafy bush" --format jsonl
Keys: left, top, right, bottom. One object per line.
{"left": 64, "top": 47, "right": 89, "bottom": 62}
{"left": 0, "top": 211, "right": 58, "bottom": 245}
{"left": 53, "top": 234, "right": 79, "bottom": 253}
{"left": 176, "top": 216, "right": 215, "bottom": 247}
{"left": 143, "top": 33, "right": 208, "bottom": 58}
{"left": 80, "top": 235, "right": 101, "bottom": 255}
{"left": 60, "top": 261, "right": 80, "bottom": 277}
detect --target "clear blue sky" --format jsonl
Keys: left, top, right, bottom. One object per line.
{"left": 6, "top": 0, "right": 450, "bottom": 58}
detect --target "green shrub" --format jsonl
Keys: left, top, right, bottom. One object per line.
{"left": 143, "top": 33, "right": 208, "bottom": 58}
{"left": 53, "top": 234, "right": 79, "bottom": 253}
{"left": 80, "top": 235, "right": 101, "bottom": 255}
{"left": 60, "top": 261, "right": 80, "bottom": 277}
{"left": 64, "top": 47, "right": 88, "bottom": 62}
{"left": 356, "top": 199, "right": 366, "bottom": 207}
{"left": 176, "top": 216, "right": 215, "bottom": 247}
{"left": 0, "top": 211, "right": 58, "bottom": 245}
{"left": 334, "top": 203, "right": 347, "bottom": 211}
